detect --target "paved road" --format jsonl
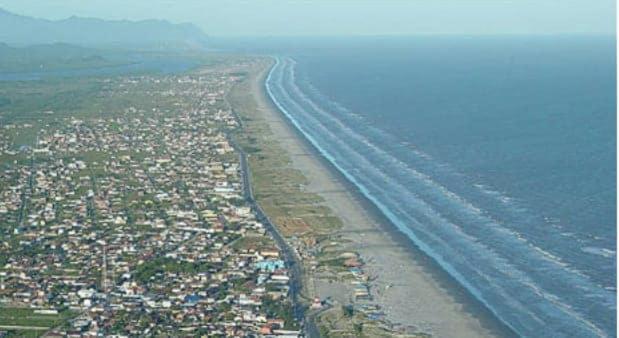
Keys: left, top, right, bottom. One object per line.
{"left": 227, "top": 119, "right": 317, "bottom": 336}
{"left": 225, "top": 72, "right": 321, "bottom": 337}
{"left": 233, "top": 135, "right": 306, "bottom": 321}
{"left": 0, "top": 325, "right": 49, "bottom": 330}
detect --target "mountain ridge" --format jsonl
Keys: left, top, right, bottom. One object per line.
{"left": 0, "top": 7, "right": 208, "bottom": 50}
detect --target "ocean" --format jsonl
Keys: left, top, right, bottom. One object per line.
{"left": 261, "top": 36, "right": 616, "bottom": 337}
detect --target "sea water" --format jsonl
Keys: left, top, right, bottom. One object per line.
{"left": 263, "top": 36, "right": 616, "bottom": 337}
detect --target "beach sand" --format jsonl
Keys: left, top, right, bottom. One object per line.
{"left": 243, "top": 58, "right": 511, "bottom": 338}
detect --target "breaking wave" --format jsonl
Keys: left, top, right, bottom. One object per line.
{"left": 265, "top": 57, "right": 615, "bottom": 337}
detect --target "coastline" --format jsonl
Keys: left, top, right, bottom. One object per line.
{"left": 236, "top": 57, "right": 515, "bottom": 337}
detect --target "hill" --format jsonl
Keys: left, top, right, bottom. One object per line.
{"left": 0, "top": 8, "right": 208, "bottom": 50}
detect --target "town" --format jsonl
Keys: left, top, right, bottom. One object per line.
{"left": 0, "top": 67, "right": 302, "bottom": 337}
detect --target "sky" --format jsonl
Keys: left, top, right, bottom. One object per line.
{"left": 0, "top": 0, "right": 615, "bottom": 36}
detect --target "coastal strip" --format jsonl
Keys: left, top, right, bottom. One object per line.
{"left": 226, "top": 108, "right": 307, "bottom": 327}
{"left": 228, "top": 56, "right": 515, "bottom": 337}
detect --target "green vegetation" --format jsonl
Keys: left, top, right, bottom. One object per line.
{"left": 3, "top": 329, "right": 41, "bottom": 338}
{"left": 0, "top": 43, "right": 124, "bottom": 73}
{"left": 0, "top": 307, "right": 75, "bottom": 335}
{"left": 231, "top": 235, "right": 273, "bottom": 250}
{"left": 133, "top": 257, "right": 216, "bottom": 283}
{"left": 316, "top": 305, "right": 428, "bottom": 338}
{"left": 228, "top": 60, "right": 342, "bottom": 238}
{"left": 343, "top": 305, "right": 354, "bottom": 317}
{"left": 262, "top": 297, "right": 300, "bottom": 330}
{"left": 318, "top": 257, "right": 347, "bottom": 268}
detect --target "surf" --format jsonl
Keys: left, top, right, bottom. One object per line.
{"left": 265, "top": 56, "right": 614, "bottom": 337}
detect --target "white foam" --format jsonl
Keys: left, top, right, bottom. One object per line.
{"left": 265, "top": 57, "right": 613, "bottom": 337}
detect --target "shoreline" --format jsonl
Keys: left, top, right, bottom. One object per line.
{"left": 259, "top": 58, "right": 519, "bottom": 337}
{"left": 243, "top": 57, "right": 515, "bottom": 337}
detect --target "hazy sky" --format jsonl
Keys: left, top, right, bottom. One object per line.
{"left": 0, "top": 0, "right": 615, "bottom": 36}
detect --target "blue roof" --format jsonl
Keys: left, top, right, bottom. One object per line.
{"left": 184, "top": 294, "right": 201, "bottom": 303}
{"left": 255, "top": 259, "right": 285, "bottom": 272}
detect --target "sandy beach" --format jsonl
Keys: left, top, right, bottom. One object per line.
{"left": 238, "top": 58, "right": 513, "bottom": 338}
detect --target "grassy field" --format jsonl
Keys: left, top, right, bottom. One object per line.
{"left": 0, "top": 51, "right": 241, "bottom": 125}
{"left": 0, "top": 307, "right": 75, "bottom": 337}
{"left": 228, "top": 60, "right": 342, "bottom": 238}
{"left": 0, "top": 76, "right": 177, "bottom": 122}
{"left": 0, "top": 307, "right": 70, "bottom": 327}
